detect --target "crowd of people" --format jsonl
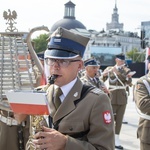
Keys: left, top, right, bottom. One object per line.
{"left": 0, "top": 27, "right": 149, "bottom": 150}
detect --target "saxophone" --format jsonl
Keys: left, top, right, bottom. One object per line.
{"left": 27, "top": 75, "right": 58, "bottom": 150}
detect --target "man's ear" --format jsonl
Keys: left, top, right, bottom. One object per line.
{"left": 78, "top": 60, "right": 83, "bottom": 71}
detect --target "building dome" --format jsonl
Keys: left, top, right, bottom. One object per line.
{"left": 51, "top": 18, "right": 86, "bottom": 33}
{"left": 50, "top": 1, "right": 86, "bottom": 33}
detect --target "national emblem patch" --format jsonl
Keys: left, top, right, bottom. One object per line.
{"left": 103, "top": 111, "right": 111, "bottom": 124}
{"left": 136, "top": 84, "right": 141, "bottom": 90}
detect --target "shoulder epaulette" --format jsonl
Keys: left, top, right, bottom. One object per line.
{"left": 80, "top": 76, "right": 88, "bottom": 82}
{"left": 137, "top": 75, "right": 148, "bottom": 84}
{"left": 90, "top": 88, "right": 103, "bottom": 95}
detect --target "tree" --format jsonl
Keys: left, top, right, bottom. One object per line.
{"left": 32, "top": 33, "right": 49, "bottom": 53}
{"left": 126, "top": 48, "right": 145, "bottom": 62}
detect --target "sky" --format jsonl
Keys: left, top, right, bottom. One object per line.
{"left": 0, "top": 0, "right": 150, "bottom": 38}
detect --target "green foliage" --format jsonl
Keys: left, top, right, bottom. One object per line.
{"left": 126, "top": 48, "right": 145, "bottom": 62}
{"left": 32, "top": 33, "right": 49, "bottom": 53}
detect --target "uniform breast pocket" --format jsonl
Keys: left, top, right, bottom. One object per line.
{"left": 141, "top": 126, "right": 150, "bottom": 143}
{"left": 58, "top": 121, "right": 85, "bottom": 135}
{"left": 139, "top": 120, "right": 150, "bottom": 143}
{"left": 121, "top": 91, "right": 127, "bottom": 99}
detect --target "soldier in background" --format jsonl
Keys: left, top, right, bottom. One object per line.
{"left": 80, "top": 58, "right": 109, "bottom": 94}
{"left": 102, "top": 53, "right": 133, "bottom": 150}
{"left": 134, "top": 55, "right": 150, "bottom": 150}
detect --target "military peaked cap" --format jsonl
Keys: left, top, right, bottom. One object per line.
{"left": 116, "top": 53, "right": 125, "bottom": 60}
{"left": 84, "top": 58, "right": 100, "bottom": 67}
{"left": 45, "top": 27, "right": 90, "bottom": 59}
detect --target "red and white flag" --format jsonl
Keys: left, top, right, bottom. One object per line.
{"left": 5, "top": 90, "right": 50, "bottom": 115}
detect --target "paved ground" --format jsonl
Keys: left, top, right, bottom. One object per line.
{"left": 115, "top": 78, "right": 140, "bottom": 150}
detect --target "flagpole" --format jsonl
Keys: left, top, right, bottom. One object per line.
{"left": 145, "top": 47, "right": 150, "bottom": 74}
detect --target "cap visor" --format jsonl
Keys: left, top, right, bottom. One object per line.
{"left": 45, "top": 49, "right": 79, "bottom": 59}
{"left": 87, "top": 65, "right": 100, "bottom": 66}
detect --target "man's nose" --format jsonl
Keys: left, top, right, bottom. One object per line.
{"left": 52, "top": 60, "right": 60, "bottom": 67}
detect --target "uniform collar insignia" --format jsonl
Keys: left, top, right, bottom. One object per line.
{"left": 74, "top": 92, "right": 78, "bottom": 97}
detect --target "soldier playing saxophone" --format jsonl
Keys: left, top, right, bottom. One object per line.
{"left": 15, "top": 27, "right": 115, "bottom": 150}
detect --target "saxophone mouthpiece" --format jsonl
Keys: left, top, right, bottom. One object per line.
{"left": 48, "top": 74, "right": 58, "bottom": 84}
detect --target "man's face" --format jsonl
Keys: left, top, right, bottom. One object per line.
{"left": 85, "top": 66, "right": 99, "bottom": 78}
{"left": 116, "top": 58, "right": 125, "bottom": 66}
{"left": 47, "top": 58, "right": 83, "bottom": 87}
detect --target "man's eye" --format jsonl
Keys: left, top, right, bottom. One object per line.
{"left": 61, "top": 60, "right": 67, "bottom": 63}
{"left": 59, "top": 60, "right": 65, "bottom": 63}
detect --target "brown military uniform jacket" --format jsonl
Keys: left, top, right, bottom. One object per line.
{"left": 80, "top": 74, "right": 105, "bottom": 90}
{"left": 42, "top": 78, "right": 115, "bottom": 150}
{"left": 134, "top": 72, "right": 150, "bottom": 144}
{"left": 103, "top": 66, "right": 132, "bottom": 105}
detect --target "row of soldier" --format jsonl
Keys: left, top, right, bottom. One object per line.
{"left": 78, "top": 50, "right": 150, "bottom": 150}
{"left": 0, "top": 26, "right": 148, "bottom": 150}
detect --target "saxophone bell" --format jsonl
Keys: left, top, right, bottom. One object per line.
{"left": 48, "top": 74, "right": 58, "bottom": 84}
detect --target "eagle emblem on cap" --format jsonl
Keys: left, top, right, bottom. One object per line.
{"left": 54, "top": 27, "right": 63, "bottom": 37}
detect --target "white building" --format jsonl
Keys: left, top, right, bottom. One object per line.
{"left": 50, "top": 1, "right": 141, "bottom": 63}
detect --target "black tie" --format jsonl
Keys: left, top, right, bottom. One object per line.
{"left": 93, "top": 78, "right": 97, "bottom": 85}
{"left": 54, "top": 87, "right": 62, "bottom": 110}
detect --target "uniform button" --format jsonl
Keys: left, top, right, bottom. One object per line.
{"left": 69, "top": 127, "right": 73, "bottom": 131}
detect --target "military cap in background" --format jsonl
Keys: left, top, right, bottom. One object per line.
{"left": 45, "top": 27, "right": 90, "bottom": 59}
{"left": 84, "top": 58, "right": 100, "bottom": 67}
{"left": 116, "top": 53, "right": 125, "bottom": 60}
{"left": 37, "top": 53, "right": 44, "bottom": 60}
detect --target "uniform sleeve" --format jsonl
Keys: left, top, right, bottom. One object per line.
{"left": 126, "top": 77, "right": 132, "bottom": 86}
{"left": 123, "top": 68, "right": 132, "bottom": 86}
{"left": 102, "top": 67, "right": 110, "bottom": 82}
{"left": 102, "top": 74, "right": 108, "bottom": 82}
{"left": 65, "top": 93, "right": 115, "bottom": 150}
{"left": 135, "top": 79, "right": 150, "bottom": 114}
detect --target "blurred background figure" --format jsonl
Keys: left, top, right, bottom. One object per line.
{"left": 80, "top": 58, "right": 109, "bottom": 94}
{"left": 102, "top": 53, "right": 133, "bottom": 150}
